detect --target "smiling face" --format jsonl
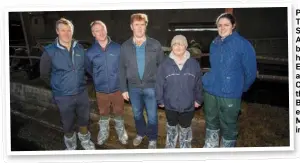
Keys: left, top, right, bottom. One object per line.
{"left": 172, "top": 43, "right": 186, "bottom": 57}
{"left": 91, "top": 23, "right": 107, "bottom": 42}
{"left": 56, "top": 23, "right": 73, "bottom": 44}
{"left": 217, "top": 17, "right": 235, "bottom": 38}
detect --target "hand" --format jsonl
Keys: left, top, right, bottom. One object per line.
{"left": 194, "top": 101, "right": 201, "bottom": 108}
{"left": 159, "top": 104, "right": 164, "bottom": 108}
{"left": 122, "top": 92, "right": 130, "bottom": 101}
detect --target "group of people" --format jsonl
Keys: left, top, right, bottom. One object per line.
{"left": 39, "top": 12, "right": 257, "bottom": 150}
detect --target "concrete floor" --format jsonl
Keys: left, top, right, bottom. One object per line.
{"left": 9, "top": 71, "right": 290, "bottom": 151}
{"left": 10, "top": 100, "right": 206, "bottom": 150}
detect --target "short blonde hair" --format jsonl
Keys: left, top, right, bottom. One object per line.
{"left": 90, "top": 20, "right": 107, "bottom": 33}
{"left": 55, "top": 18, "right": 74, "bottom": 33}
{"left": 130, "top": 13, "right": 148, "bottom": 25}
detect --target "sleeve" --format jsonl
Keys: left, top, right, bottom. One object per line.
{"left": 242, "top": 40, "right": 257, "bottom": 92}
{"left": 39, "top": 50, "right": 52, "bottom": 87}
{"left": 157, "top": 42, "right": 166, "bottom": 65}
{"left": 194, "top": 62, "right": 203, "bottom": 104}
{"left": 84, "top": 53, "right": 93, "bottom": 76}
{"left": 155, "top": 62, "right": 165, "bottom": 105}
{"left": 119, "top": 45, "right": 128, "bottom": 93}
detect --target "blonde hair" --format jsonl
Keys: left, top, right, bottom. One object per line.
{"left": 90, "top": 20, "right": 107, "bottom": 33}
{"left": 130, "top": 13, "right": 148, "bottom": 25}
{"left": 55, "top": 18, "right": 74, "bottom": 33}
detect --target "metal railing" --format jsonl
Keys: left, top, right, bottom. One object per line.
{"left": 9, "top": 38, "right": 289, "bottom": 82}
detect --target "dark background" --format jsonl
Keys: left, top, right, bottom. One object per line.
{"left": 9, "top": 7, "right": 290, "bottom": 151}
{"left": 9, "top": 7, "right": 288, "bottom": 53}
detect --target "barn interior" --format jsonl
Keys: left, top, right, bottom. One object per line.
{"left": 9, "top": 7, "right": 290, "bottom": 150}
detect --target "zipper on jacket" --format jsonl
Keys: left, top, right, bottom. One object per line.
{"left": 72, "top": 48, "right": 79, "bottom": 93}
{"left": 104, "top": 48, "right": 110, "bottom": 93}
{"left": 67, "top": 47, "right": 78, "bottom": 93}
{"left": 176, "top": 61, "right": 188, "bottom": 112}
{"left": 142, "top": 43, "right": 147, "bottom": 86}
{"left": 173, "top": 64, "right": 183, "bottom": 112}
{"left": 71, "top": 49, "right": 75, "bottom": 66}
{"left": 180, "top": 69, "right": 184, "bottom": 112}
{"left": 220, "top": 41, "right": 224, "bottom": 63}
{"left": 59, "top": 40, "right": 78, "bottom": 94}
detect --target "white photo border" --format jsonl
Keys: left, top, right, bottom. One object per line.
{"left": 2, "top": 0, "right": 294, "bottom": 159}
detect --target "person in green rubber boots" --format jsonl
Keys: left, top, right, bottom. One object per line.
{"left": 202, "top": 13, "right": 257, "bottom": 148}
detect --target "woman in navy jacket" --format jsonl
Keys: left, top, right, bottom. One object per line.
{"left": 155, "top": 35, "right": 203, "bottom": 148}
{"left": 202, "top": 13, "right": 257, "bottom": 148}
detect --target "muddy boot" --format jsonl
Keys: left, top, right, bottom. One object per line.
{"left": 203, "top": 128, "right": 220, "bottom": 148}
{"left": 220, "top": 137, "right": 236, "bottom": 148}
{"left": 97, "top": 118, "right": 110, "bottom": 145}
{"left": 64, "top": 132, "right": 77, "bottom": 150}
{"left": 178, "top": 125, "right": 192, "bottom": 148}
{"left": 114, "top": 118, "right": 128, "bottom": 145}
{"left": 148, "top": 140, "right": 157, "bottom": 149}
{"left": 133, "top": 135, "right": 144, "bottom": 146}
{"left": 165, "top": 123, "right": 178, "bottom": 148}
{"left": 77, "top": 131, "right": 95, "bottom": 150}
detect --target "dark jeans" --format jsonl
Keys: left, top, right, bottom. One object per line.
{"left": 53, "top": 89, "right": 90, "bottom": 133}
{"left": 128, "top": 88, "right": 158, "bottom": 141}
{"left": 203, "top": 92, "right": 241, "bottom": 140}
{"left": 165, "top": 109, "right": 195, "bottom": 128}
